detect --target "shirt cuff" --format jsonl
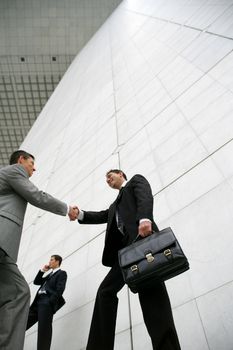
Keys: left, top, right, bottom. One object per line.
{"left": 139, "top": 218, "right": 151, "bottom": 224}
{"left": 78, "top": 210, "right": 84, "bottom": 221}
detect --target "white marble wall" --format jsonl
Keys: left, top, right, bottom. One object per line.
{"left": 20, "top": 0, "right": 233, "bottom": 349}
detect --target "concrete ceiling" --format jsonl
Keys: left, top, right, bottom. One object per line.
{"left": 0, "top": 0, "right": 122, "bottom": 167}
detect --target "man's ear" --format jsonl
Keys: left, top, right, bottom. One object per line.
{"left": 17, "top": 155, "right": 24, "bottom": 164}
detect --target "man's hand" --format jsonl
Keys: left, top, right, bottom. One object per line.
{"left": 42, "top": 264, "right": 50, "bottom": 272}
{"left": 68, "top": 206, "right": 79, "bottom": 221}
{"left": 138, "top": 220, "right": 152, "bottom": 238}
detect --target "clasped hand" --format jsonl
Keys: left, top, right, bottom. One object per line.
{"left": 68, "top": 206, "right": 79, "bottom": 221}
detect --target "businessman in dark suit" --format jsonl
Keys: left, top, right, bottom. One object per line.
{"left": 26, "top": 254, "right": 67, "bottom": 350}
{"left": 78, "top": 169, "right": 181, "bottom": 350}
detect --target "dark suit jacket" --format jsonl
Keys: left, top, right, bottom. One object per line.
{"left": 31, "top": 269, "right": 67, "bottom": 313}
{"left": 79, "top": 174, "right": 159, "bottom": 267}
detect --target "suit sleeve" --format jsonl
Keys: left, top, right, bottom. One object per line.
{"left": 7, "top": 165, "right": 67, "bottom": 216}
{"left": 33, "top": 270, "right": 45, "bottom": 285}
{"left": 78, "top": 209, "right": 109, "bottom": 224}
{"left": 131, "top": 175, "right": 154, "bottom": 223}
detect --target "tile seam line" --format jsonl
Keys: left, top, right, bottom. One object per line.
{"left": 124, "top": 8, "right": 233, "bottom": 41}
{"left": 195, "top": 298, "right": 211, "bottom": 349}
{"left": 108, "top": 19, "right": 122, "bottom": 166}
{"left": 154, "top": 136, "right": 233, "bottom": 197}
{"left": 172, "top": 279, "right": 233, "bottom": 312}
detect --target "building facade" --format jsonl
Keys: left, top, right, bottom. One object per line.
{"left": 20, "top": 1, "right": 233, "bottom": 349}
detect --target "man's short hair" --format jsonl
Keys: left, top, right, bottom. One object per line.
{"left": 51, "top": 255, "right": 63, "bottom": 266}
{"left": 9, "top": 150, "right": 35, "bottom": 165}
{"left": 106, "top": 169, "right": 127, "bottom": 180}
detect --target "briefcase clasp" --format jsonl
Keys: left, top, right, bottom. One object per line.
{"left": 146, "top": 253, "right": 154, "bottom": 263}
{"left": 164, "top": 249, "right": 172, "bottom": 257}
{"left": 131, "top": 265, "right": 138, "bottom": 272}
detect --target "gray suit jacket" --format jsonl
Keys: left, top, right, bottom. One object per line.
{"left": 0, "top": 164, "right": 67, "bottom": 262}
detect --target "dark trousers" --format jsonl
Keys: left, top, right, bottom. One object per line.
{"left": 86, "top": 262, "right": 181, "bottom": 350}
{"left": 26, "top": 295, "right": 54, "bottom": 350}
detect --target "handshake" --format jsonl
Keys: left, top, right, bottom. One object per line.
{"left": 68, "top": 206, "right": 79, "bottom": 221}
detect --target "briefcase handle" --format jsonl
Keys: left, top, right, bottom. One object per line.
{"left": 133, "top": 231, "right": 155, "bottom": 243}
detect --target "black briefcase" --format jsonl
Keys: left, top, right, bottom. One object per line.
{"left": 118, "top": 227, "right": 189, "bottom": 293}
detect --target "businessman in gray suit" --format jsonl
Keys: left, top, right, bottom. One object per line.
{"left": 0, "top": 150, "right": 78, "bottom": 350}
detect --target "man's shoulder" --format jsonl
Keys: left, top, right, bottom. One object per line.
{"left": 47, "top": 269, "right": 67, "bottom": 281}
{"left": 0, "top": 164, "right": 28, "bottom": 178}
{"left": 131, "top": 174, "right": 145, "bottom": 179}
{"left": 56, "top": 269, "right": 67, "bottom": 277}
{"left": 128, "top": 174, "right": 148, "bottom": 183}
{"left": 0, "top": 164, "right": 15, "bottom": 176}
{"left": 56, "top": 270, "right": 67, "bottom": 282}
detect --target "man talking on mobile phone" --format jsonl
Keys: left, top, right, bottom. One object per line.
{"left": 26, "top": 255, "right": 67, "bottom": 350}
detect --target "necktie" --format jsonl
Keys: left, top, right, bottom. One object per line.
{"left": 116, "top": 188, "right": 124, "bottom": 235}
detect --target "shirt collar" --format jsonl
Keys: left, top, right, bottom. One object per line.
{"left": 120, "top": 180, "right": 127, "bottom": 189}
{"left": 51, "top": 267, "right": 60, "bottom": 274}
